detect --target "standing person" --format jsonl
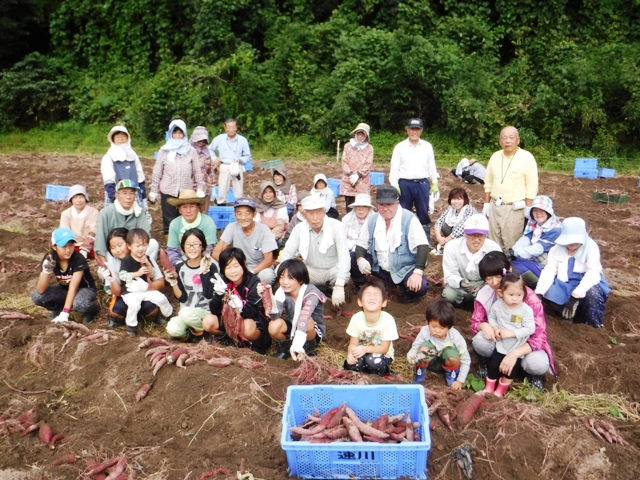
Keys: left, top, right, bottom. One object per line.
{"left": 32, "top": 228, "right": 99, "bottom": 324}
{"left": 59, "top": 185, "right": 99, "bottom": 258}
{"left": 148, "top": 119, "right": 205, "bottom": 237}
{"left": 209, "top": 118, "right": 252, "bottom": 204}
{"left": 340, "top": 122, "right": 374, "bottom": 210}
{"left": 389, "top": 118, "right": 439, "bottom": 242}
{"left": 272, "top": 165, "right": 297, "bottom": 218}
{"left": 433, "top": 187, "right": 477, "bottom": 249}
{"left": 190, "top": 126, "right": 217, "bottom": 215}
{"left": 482, "top": 126, "right": 538, "bottom": 251}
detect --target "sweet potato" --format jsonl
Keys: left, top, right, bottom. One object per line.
{"left": 62, "top": 322, "right": 91, "bottom": 335}
{"left": 49, "top": 433, "right": 64, "bottom": 449}
{"left": 326, "top": 402, "right": 347, "bottom": 429}
{"left": 105, "top": 456, "right": 127, "bottom": 480}
{"left": 150, "top": 350, "right": 168, "bottom": 367}
{"left": 82, "top": 332, "right": 106, "bottom": 341}
{"left": 388, "top": 413, "right": 404, "bottom": 424}
{"left": 145, "top": 345, "right": 170, "bottom": 357}
{"left": 22, "top": 423, "right": 39, "bottom": 435}
{"left": 437, "top": 408, "right": 453, "bottom": 431}
{"left": 363, "top": 434, "right": 384, "bottom": 443}
{"left": 135, "top": 384, "right": 151, "bottom": 402}
{"left": 207, "top": 357, "right": 232, "bottom": 368}
{"left": 153, "top": 357, "right": 167, "bottom": 376}
{"left": 342, "top": 416, "right": 363, "bottom": 442}
{"left": 38, "top": 422, "right": 52, "bottom": 444}
{"left": 167, "top": 348, "right": 188, "bottom": 364}
{"left": 260, "top": 281, "right": 274, "bottom": 314}
{"left": 405, "top": 412, "right": 415, "bottom": 441}
{"left": 51, "top": 454, "right": 75, "bottom": 465}
{"left": 137, "top": 337, "right": 170, "bottom": 350}
{"left": 237, "top": 356, "right": 263, "bottom": 369}
{"left": 176, "top": 353, "right": 189, "bottom": 367}
{"left": 159, "top": 249, "right": 175, "bottom": 274}
{"left": 345, "top": 407, "right": 389, "bottom": 439}
{"left": 456, "top": 391, "right": 485, "bottom": 426}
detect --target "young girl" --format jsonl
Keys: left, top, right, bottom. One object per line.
{"left": 345, "top": 277, "right": 399, "bottom": 377}
{"left": 118, "top": 229, "right": 172, "bottom": 335}
{"left": 190, "top": 126, "right": 217, "bottom": 215}
{"left": 510, "top": 195, "right": 562, "bottom": 287}
{"left": 311, "top": 173, "right": 338, "bottom": 219}
{"left": 32, "top": 228, "right": 98, "bottom": 324}
{"left": 202, "top": 248, "right": 271, "bottom": 354}
{"left": 165, "top": 228, "right": 218, "bottom": 342}
{"left": 59, "top": 185, "right": 99, "bottom": 258}
{"left": 272, "top": 165, "right": 297, "bottom": 218}
{"left": 341, "top": 193, "right": 374, "bottom": 252}
{"left": 267, "top": 259, "right": 327, "bottom": 360}
{"left": 254, "top": 180, "right": 289, "bottom": 245}
{"left": 434, "top": 188, "right": 477, "bottom": 249}
{"left": 149, "top": 119, "right": 205, "bottom": 236}
{"left": 340, "top": 123, "right": 374, "bottom": 210}
{"left": 483, "top": 273, "right": 535, "bottom": 397}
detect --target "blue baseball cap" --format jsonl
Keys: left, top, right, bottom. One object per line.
{"left": 234, "top": 197, "right": 256, "bottom": 210}
{"left": 116, "top": 179, "right": 139, "bottom": 191}
{"left": 51, "top": 228, "right": 76, "bottom": 246}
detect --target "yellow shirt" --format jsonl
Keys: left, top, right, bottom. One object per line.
{"left": 484, "top": 148, "right": 538, "bottom": 203}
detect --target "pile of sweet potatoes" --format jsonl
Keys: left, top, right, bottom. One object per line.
{"left": 0, "top": 408, "right": 64, "bottom": 448}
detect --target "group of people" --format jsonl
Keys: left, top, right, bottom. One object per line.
{"left": 32, "top": 119, "right": 610, "bottom": 392}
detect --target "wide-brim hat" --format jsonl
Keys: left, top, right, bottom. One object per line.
{"left": 301, "top": 194, "right": 325, "bottom": 211}
{"left": 67, "top": 184, "right": 89, "bottom": 203}
{"left": 350, "top": 123, "right": 371, "bottom": 138}
{"left": 349, "top": 193, "right": 375, "bottom": 209}
{"left": 167, "top": 189, "right": 205, "bottom": 206}
{"left": 555, "top": 217, "right": 587, "bottom": 246}
{"left": 464, "top": 214, "right": 489, "bottom": 235}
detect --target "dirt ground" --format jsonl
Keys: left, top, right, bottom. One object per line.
{"left": 0, "top": 152, "right": 639, "bottom": 480}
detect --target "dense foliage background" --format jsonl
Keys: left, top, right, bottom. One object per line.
{"left": 1, "top": 0, "right": 639, "bottom": 157}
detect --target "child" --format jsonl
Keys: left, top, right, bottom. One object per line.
{"left": 59, "top": 185, "right": 99, "bottom": 258}
{"left": 434, "top": 187, "right": 477, "bottom": 249}
{"left": 408, "top": 299, "right": 471, "bottom": 389}
{"left": 190, "top": 126, "right": 217, "bottom": 215}
{"left": 311, "top": 173, "right": 338, "bottom": 219}
{"left": 483, "top": 273, "right": 536, "bottom": 396}
{"left": 32, "top": 228, "right": 99, "bottom": 324}
{"left": 101, "top": 126, "right": 147, "bottom": 209}
{"left": 272, "top": 165, "right": 297, "bottom": 218}
{"left": 344, "top": 277, "right": 399, "bottom": 377}
{"left": 267, "top": 259, "right": 327, "bottom": 360}
{"left": 165, "top": 228, "right": 218, "bottom": 342}
{"left": 341, "top": 193, "right": 375, "bottom": 252}
{"left": 255, "top": 180, "right": 289, "bottom": 245}
{"left": 282, "top": 191, "right": 309, "bottom": 245}
{"left": 118, "top": 229, "right": 172, "bottom": 335}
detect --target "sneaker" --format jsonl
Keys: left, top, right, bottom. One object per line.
{"left": 412, "top": 366, "right": 427, "bottom": 384}
{"left": 527, "top": 375, "right": 545, "bottom": 392}
{"left": 444, "top": 367, "right": 460, "bottom": 387}
{"left": 303, "top": 338, "right": 317, "bottom": 357}
{"left": 126, "top": 326, "right": 137, "bottom": 336}
{"left": 272, "top": 340, "right": 292, "bottom": 360}
{"left": 106, "top": 317, "right": 125, "bottom": 329}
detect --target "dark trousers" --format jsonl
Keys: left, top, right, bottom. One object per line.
{"left": 344, "top": 195, "right": 355, "bottom": 211}
{"left": 344, "top": 353, "right": 392, "bottom": 376}
{"left": 542, "top": 285, "right": 608, "bottom": 328}
{"left": 160, "top": 193, "right": 179, "bottom": 234}
{"left": 350, "top": 252, "right": 428, "bottom": 298}
{"left": 398, "top": 178, "right": 431, "bottom": 225}
{"left": 487, "top": 351, "right": 523, "bottom": 381}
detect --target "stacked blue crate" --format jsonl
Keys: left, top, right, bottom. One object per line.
{"left": 598, "top": 168, "right": 615, "bottom": 178}
{"left": 574, "top": 158, "right": 598, "bottom": 179}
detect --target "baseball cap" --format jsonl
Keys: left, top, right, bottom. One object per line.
{"left": 233, "top": 197, "right": 257, "bottom": 210}
{"left": 375, "top": 185, "right": 399, "bottom": 204}
{"left": 51, "top": 227, "right": 76, "bottom": 247}
{"left": 116, "top": 179, "right": 139, "bottom": 191}
{"left": 406, "top": 118, "right": 424, "bottom": 129}
{"left": 463, "top": 214, "right": 489, "bottom": 235}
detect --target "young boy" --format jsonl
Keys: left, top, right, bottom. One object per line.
{"left": 407, "top": 299, "right": 471, "bottom": 389}
{"left": 344, "top": 277, "right": 399, "bottom": 377}
{"left": 119, "top": 228, "right": 172, "bottom": 334}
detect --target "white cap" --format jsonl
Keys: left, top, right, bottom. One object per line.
{"left": 555, "top": 217, "right": 587, "bottom": 246}
{"left": 67, "top": 184, "right": 89, "bottom": 203}
{"left": 463, "top": 214, "right": 489, "bottom": 235}
{"left": 301, "top": 194, "right": 326, "bottom": 212}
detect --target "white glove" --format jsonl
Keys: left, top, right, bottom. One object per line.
{"left": 357, "top": 257, "right": 372, "bottom": 275}
{"left": 349, "top": 173, "right": 359, "bottom": 186}
{"left": 164, "top": 270, "right": 178, "bottom": 287}
{"left": 97, "top": 266, "right": 113, "bottom": 285}
{"left": 127, "top": 278, "right": 149, "bottom": 293}
{"left": 212, "top": 273, "right": 227, "bottom": 295}
{"left": 228, "top": 294, "right": 243, "bottom": 310}
{"left": 331, "top": 285, "right": 345, "bottom": 307}
{"left": 42, "top": 254, "right": 56, "bottom": 275}
{"left": 290, "top": 330, "right": 307, "bottom": 361}
{"left": 200, "top": 253, "right": 214, "bottom": 273}
{"left": 196, "top": 189, "right": 205, "bottom": 198}
{"left": 148, "top": 192, "right": 158, "bottom": 203}
{"left": 524, "top": 206, "right": 532, "bottom": 220}
{"left": 51, "top": 312, "right": 69, "bottom": 323}
{"left": 482, "top": 203, "right": 491, "bottom": 217}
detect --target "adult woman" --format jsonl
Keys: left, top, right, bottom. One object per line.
{"left": 202, "top": 248, "right": 271, "bottom": 354}
{"left": 471, "top": 251, "right": 556, "bottom": 391}
{"left": 272, "top": 165, "right": 297, "bottom": 218}
{"left": 190, "top": 126, "right": 217, "bottom": 214}
{"left": 254, "top": 180, "right": 289, "bottom": 245}
{"left": 434, "top": 187, "right": 477, "bottom": 249}
{"left": 340, "top": 122, "right": 374, "bottom": 210}
{"left": 149, "top": 119, "right": 205, "bottom": 236}
{"left": 535, "top": 217, "right": 609, "bottom": 328}
{"left": 341, "top": 193, "right": 375, "bottom": 252}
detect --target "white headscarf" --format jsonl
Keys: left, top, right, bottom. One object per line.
{"left": 161, "top": 119, "right": 191, "bottom": 162}
{"left": 107, "top": 126, "right": 137, "bottom": 162}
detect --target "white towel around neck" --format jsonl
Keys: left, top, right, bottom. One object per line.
{"left": 298, "top": 219, "right": 335, "bottom": 260}
{"left": 275, "top": 284, "right": 308, "bottom": 338}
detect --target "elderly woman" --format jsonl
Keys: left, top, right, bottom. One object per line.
{"left": 342, "top": 193, "right": 375, "bottom": 252}
{"left": 190, "top": 126, "right": 217, "bottom": 215}
{"left": 340, "top": 122, "right": 374, "bottom": 210}
{"left": 535, "top": 217, "right": 609, "bottom": 328}
{"left": 254, "top": 180, "right": 289, "bottom": 245}
{"left": 434, "top": 187, "right": 477, "bottom": 249}
{"left": 509, "top": 195, "right": 562, "bottom": 288}
{"left": 471, "top": 251, "right": 556, "bottom": 391}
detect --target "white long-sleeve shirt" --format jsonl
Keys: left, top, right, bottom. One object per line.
{"left": 389, "top": 138, "right": 439, "bottom": 187}
{"left": 442, "top": 237, "right": 502, "bottom": 288}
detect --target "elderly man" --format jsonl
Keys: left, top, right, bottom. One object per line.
{"left": 209, "top": 118, "right": 251, "bottom": 204}
{"left": 166, "top": 189, "right": 218, "bottom": 265}
{"left": 389, "top": 118, "right": 439, "bottom": 240}
{"left": 482, "top": 126, "right": 538, "bottom": 251}
{"left": 352, "top": 185, "right": 429, "bottom": 303}
{"left": 212, "top": 197, "right": 277, "bottom": 285}
{"left": 442, "top": 214, "right": 501, "bottom": 306}
{"left": 280, "top": 195, "right": 350, "bottom": 307}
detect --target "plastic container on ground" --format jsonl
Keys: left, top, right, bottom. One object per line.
{"left": 211, "top": 187, "right": 235, "bottom": 203}
{"left": 45, "top": 185, "right": 71, "bottom": 202}
{"left": 281, "top": 385, "right": 430, "bottom": 480}
{"left": 207, "top": 206, "right": 236, "bottom": 229}
{"left": 260, "top": 159, "right": 284, "bottom": 170}
{"left": 573, "top": 169, "right": 598, "bottom": 179}
{"left": 598, "top": 168, "right": 615, "bottom": 178}
{"left": 592, "top": 191, "right": 628, "bottom": 204}
{"left": 326, "top": 178, "right": 341, "bottom": 197}
{"left": 574, "top": 158, "right": 598, "bottom": 169}
{"left": 369, "top": 172, "right": 385, "bottom": 186}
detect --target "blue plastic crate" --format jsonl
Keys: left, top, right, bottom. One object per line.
{"left": 244, "top": 160, "right": 253, "bottom": 172}
{"left": 45, "top": 185, "right": 71, "bottom": 202}
{"left": 326, "top": 178, "right": 341, "bottom": 197}
{"left": 574, "top": 169, "right": 598, "bottom": 179}
{"left": 370, "top": 172, "right": 385, "bottom": 186}
{"left": 207, "top": 206, "right": 236, "bottom": 229}
{"left": 211, "top": 187, "right": 235, "bottom": 203}
{"left": 598, "top": 168, "right": 615, "bottom": 178}
{"left": 281, "top": 385, "right": 430, "bottom": 480}
{"left": 574, "top": 157, "right": 598, "bottom": 169}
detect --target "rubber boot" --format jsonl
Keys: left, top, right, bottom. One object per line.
{"left": 303, "top": 338, "right": 317, "bottom": 357}
{"left": 444, "top": 366, "right": 460, "bottom": 387}
{"left": 412, "top": 365, "right": 427, "bottom": 384}
{"left": 272, "top": 340, "right": 292, "bottom": 360}
{"left": 527, "top": 375, "right": 544, "bottom": 392}
{"left": 475, "top": 356, "right": 491, "bottom": 379}
{"left": 494, "top": 378, "right": 511, "bottom": 397}
{"left": 483, "top": 378, "right": 497, "bottom": 394}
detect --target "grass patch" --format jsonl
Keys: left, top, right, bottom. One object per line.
{"left": 0, "top": 294, "right": 48, "bottom": 316}
{"left": 0, "top": 223, "right": 29, "bottom": 235}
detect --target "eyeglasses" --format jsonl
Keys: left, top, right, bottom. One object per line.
{"left": 184, "top": 243, "right": 202, "bottom": 249}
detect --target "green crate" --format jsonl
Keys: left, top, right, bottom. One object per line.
{"left": 260, "top": 159, "right": 283, "bottom": 169}
{"left": 592, "top": 191, "right": 628, "bottom": 204}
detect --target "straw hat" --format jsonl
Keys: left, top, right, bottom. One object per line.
{"left": 167, "top": 189, "right": 205, "bottom": 206}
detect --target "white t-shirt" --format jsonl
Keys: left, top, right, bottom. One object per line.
{"left": 346, "top": 311, "right": 399, "bottom": 359}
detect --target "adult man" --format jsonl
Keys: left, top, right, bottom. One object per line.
{"left": 280, "top": 195, "right": 350, "bottom": 307}
{"left": 442, "top": 214, "right": 501, "bottom": 306}
{"left": 209, "top": 118, "right": 251, "bottom": 204}
{"left": 95, "top": 179, "right": 157, "bottom": 264}
{"left": 389, "top": 118, "right": 439, "bottom": 241}
{"left": 352, "top": 185, "right": 429, "bottom": 303}
{"left": 166, "top": 189, "right": 218, "bottom": 265}
{"left": 482, "top": 126, "right": 538, "bottom": 251}
{"left": 212, "top": 197, "right": 278, "bottom": 285}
